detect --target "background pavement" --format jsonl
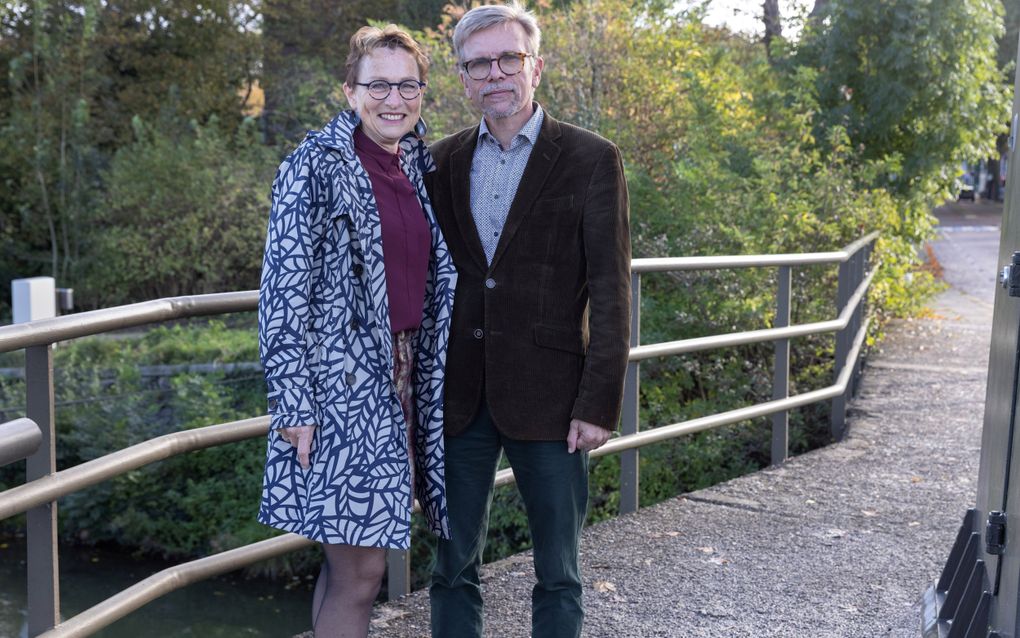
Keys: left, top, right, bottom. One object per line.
{"left": 930, "top": 200, "right": 1002, "bottom": 307}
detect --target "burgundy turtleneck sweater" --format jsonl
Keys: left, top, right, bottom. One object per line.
{"left": 353, "top": 127, "right": 431, "bottom": 334}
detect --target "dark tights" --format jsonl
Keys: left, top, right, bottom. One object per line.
{"left": 311, "top": 544, "right": 386, "bottom": 638}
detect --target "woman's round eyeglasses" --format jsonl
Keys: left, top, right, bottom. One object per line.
{"left": 461, "top": 52, "right": 532, "bottom": 81}
{"left": 354, "top": 80, "right": 426, "bottom": 100}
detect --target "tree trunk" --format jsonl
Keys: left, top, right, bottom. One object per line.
{"left": 810, "top": 0, "right": 831, "bottom": 20}
{"left": 763, "top": 0, "right": 782, "bottom": 60}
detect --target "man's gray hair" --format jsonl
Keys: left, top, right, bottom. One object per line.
{"left": 453, "top": 1, "right": 541, "bottom": 61}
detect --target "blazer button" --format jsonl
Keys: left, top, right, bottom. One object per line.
{"left": 353, "top": 264, "right": 364, "bottom": 277}
{"left": 350, "top": 317, "right": 360, "bottom": 331}
{"left": 345, "top": 372, "right": 357, "bottom": 386}
{"left": 473, "top": 328, "right": 484, "bottom": 339}
{"left": 484, "top": 278, "right": 496, "bottom": 289}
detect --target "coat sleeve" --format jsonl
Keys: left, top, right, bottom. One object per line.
{"left": 258, "top": 147, "right": 324, "bottom": 429}
{"left": 571, "top": 142, "right": 632, "bottom": 429}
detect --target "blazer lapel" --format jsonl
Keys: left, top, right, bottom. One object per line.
{"left": 488, "top": 115, "right": 562, "bottom": 270}
{"left": 449, "top": 127, "right": 489, "bottom": 271}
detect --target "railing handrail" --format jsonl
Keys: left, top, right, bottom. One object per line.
{"left": 0, "top": 291, "right": 257, "bottom": 354}
{"left": 26, "top": 315, "right": 874, "bottom": 638}
{"left": 598, "top": 317, "right": 869, "bottom": 456}
{"left": 0, "top": 418, "right": 41, "bottom": 467}
{"left": 630, "top": 266, "right": 875, "bottom": 360}
{"left": 630, "top": 230, "right": 879, "bottom": 273}
{"left": 0, "top": 232, "right": 878, "bottom": 354}
{"left": 0, "top": 264, "right": 877, "bottom": 522}
{"left": 0, "top": 417, "right": 269, "bottom": 520}
{"left": 1, "top": 231, "right": 879, "bottom": 638}
{"left": 36, "top": 534, "right": 314, "bottom": 638}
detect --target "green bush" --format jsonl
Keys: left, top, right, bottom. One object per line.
{"left": 75, "top": 116, "right": 276, "bottom": 309}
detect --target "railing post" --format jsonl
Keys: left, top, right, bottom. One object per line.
{"left": 850, "top": 245, "right": 869, "bottom": 396}
{"left": 830, "top": 257, "right": 852, "bottom": 440}
{"left": 850, "top": 249, "right": 861, "bottom": 396}
{"left": 619, "top": 272, "right": 641, "bottom": 515}
{"left": 771, "top": 266, "right": 792, "bottom": 466}
{"left": 25, "top": 344, "right": 59, "bottom": 636}
{"left": 386, "top": 548, "right": 410, "bottom": 600}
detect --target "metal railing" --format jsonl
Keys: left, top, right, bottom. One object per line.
{"left": 0, "top": 232, "right": 877, "bottom": 637}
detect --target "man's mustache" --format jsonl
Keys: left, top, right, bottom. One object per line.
{"left": 480, "top": 83, "right": 517, "bottom": 96}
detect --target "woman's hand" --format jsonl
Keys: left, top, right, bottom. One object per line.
{"left": 278, "top": 425, "right": 316, "bottom": 470}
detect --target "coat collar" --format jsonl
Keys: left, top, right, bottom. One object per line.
{"left": 311, "top": 109, "right": 433, "bottom": 174}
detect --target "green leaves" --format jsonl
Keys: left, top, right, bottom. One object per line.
{"left": 796, "top": 0, "right": 1011, "bottom": 198}
{"left": 78, "top": 116, "right": 275, "bottom": 307}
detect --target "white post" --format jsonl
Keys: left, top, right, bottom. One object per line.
{"left": 12, "top": 277, "right": 56, "bottom": 324}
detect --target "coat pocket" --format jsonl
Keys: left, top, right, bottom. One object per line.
{"left": 533, "top": 323, "right": 586, "bottom": 355}
{"left": 534, "top": 194, "right": 574, "bottom": 212}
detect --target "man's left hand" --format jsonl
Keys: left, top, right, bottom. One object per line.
{"left": 567, "top": 419, "right": 612, "bottom": 453}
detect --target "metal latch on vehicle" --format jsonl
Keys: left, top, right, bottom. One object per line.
{"left": 1001, "top": 252, "right": 1020, "bottom": 297}
{"left": 987, "top": 510, "right": 1008, "bottom": 555}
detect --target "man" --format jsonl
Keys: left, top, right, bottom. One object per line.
{"left": 425, "top": 3, "right": 631, "bottom": 637}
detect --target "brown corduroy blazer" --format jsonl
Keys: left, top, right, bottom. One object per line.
{"left": 425, "top": 111, "right": 631, "bottom": 441}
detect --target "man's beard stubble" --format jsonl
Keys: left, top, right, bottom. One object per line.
{"left": 480, "top": 82, "right": 523, "bottom": 120}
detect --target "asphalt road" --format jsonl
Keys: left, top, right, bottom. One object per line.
{"left": 931, "top": 200, "right": 1002, "bottom": 307}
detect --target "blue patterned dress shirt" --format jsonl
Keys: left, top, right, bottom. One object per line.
{"left": 470, "top": 105, "right": 545, "bottom": 264}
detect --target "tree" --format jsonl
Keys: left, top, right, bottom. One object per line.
{"left": 397, "top": 0, "right": 446, "bottom": 30}
{"left": 90, "top": 1, "right": 260, "bottom": 149}
{"left": 809, "top": 0, "right": 830, "bottom": 20}
{"left": 538, "top": 0, "right": 759, "bottom": 179}
{"left": 0, "top": 1, "right": 261, "bottom": 312}
{"left": 794, "top": 0, "right": 1010, "bottom": 199}
{"left": 0, "top": 0, "right": 102, "bottom": 286}
{"left": 763, "top": 0, "right": 782, "bottom": 59}
{"left": 79, "top": 116, "right": 275, "bottom": 307}
{"left": 260, "top": 0, "right": 399, "bottom": 146}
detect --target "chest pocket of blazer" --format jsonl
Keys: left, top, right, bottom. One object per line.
{"left": 528, "top": 195, "right": 576, "bottom": 259}
{"left": 533, "top": 323, "right": 586, "bottom": 355}
{"left": 534, "top": 195, "right": 574, "bottom": 212}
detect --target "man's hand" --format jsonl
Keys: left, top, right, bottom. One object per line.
{"left": 567, "top": 419, "right": 612, "bottom": 453}
{"left": 278, "top": 425, "right": 316, "bottom": 470}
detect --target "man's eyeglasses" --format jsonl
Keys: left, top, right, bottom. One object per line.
{"left": 461, "top": 52, "right": 532, "bottom": 81}
{"left": 353, "top": 80, "right": 426, "bottom": 100}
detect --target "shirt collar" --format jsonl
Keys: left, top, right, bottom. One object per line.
{"left": 477, "top": 103, "right": 544, "bottom": 150}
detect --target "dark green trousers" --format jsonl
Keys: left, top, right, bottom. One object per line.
{"left": 430, "top": 400, "right": 589, "bottom": 638}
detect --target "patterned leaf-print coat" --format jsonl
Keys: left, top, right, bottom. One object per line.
{"left": 257, "top": 110, "right": 456, "bottom": 549}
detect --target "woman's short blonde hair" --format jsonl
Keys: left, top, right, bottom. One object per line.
{"left": 345, "top": 25, "right": 429, "bottom": 86}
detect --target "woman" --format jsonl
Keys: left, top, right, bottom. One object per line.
{"left": 256, "top": 25, "right": 456, "bottom": 638}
